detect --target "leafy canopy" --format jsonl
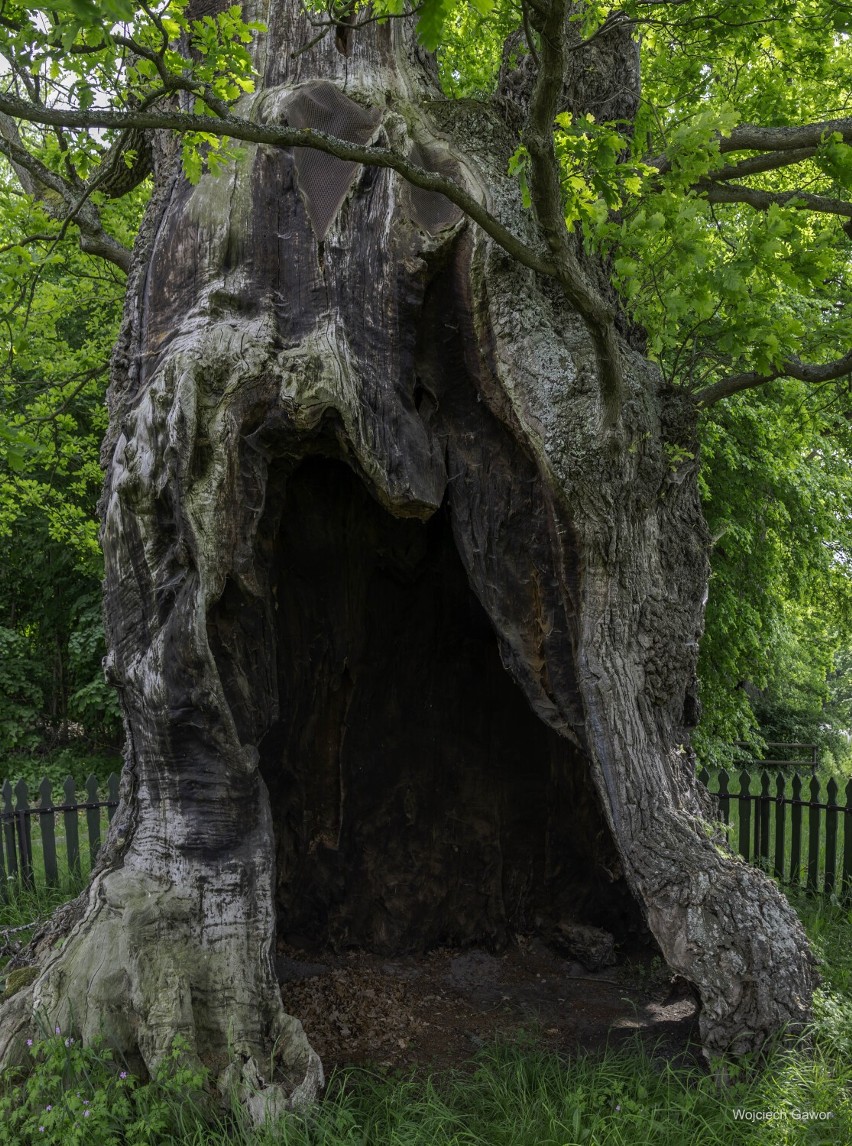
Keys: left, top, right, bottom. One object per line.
{"left": 0, "top": 167, "right": 141, "bottom": 759}
{"left": 0, "top": 0, "right": 850, "bottom": 762}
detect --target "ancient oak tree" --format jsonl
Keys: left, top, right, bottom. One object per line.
{"left": 2, "top": 0, "right": 849, "bottom": 1115}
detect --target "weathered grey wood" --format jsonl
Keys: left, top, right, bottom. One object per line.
{"left": 106, "top": 773, "right": 120, "bottom": 822}
{"left": 825, "top": 778, "right": 839, "bottom": 897}
{"left": 38, "top": 778, "right": 59, "bottom": 887}
{"left": 14, "top": 780, "right": 33, "bottom": 889}
{"left": 63, "top": 776, "right": 80, "bottom": 877}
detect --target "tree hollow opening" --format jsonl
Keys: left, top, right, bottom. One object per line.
{"left": 213, "top": 456, "right": 640, "bottom": 957}
{"left": 208, "top": 456, "right": 642, "bottom": 958}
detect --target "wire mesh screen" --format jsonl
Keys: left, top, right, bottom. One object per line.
{"left": 288, "top": 81, "right": 382, "bottom": 240}
{"left": 407, "top": 143, "right": 464, "bottom": 235}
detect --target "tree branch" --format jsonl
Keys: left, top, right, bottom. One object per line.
{"left": 720, "top": 118, "right": 852, "bottom": 154}
{"left": 522, "top": 0, "right": 624, "bottom": 422}
{"left": 650, "top": 117, "right": 852, "bottom": 176}
{"left": 520, "top": 0, "right": 541, "bottom": 68}
{"left": 699, "top": 181, "right": 852, "bottom": 219}
{"left": 0, "top": 90, "right": 556, "bottom": 279}
{"left": 0, "top": 233, "right": 59, "bottom": 255}
{"left": 695, "top": 349, "right": 852, "bottom": 407}
{"left": 708, "top": 147, "right": 818, "bottom": 182}
{"left": 19, "top": 364, "right": 109, "bottom": 427}
{"left": 0, "top": 115, "right": 132, "bottom": 272}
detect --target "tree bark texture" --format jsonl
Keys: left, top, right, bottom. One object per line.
{"left": 0, "top": 0, "right": 817, "bottom": 1109}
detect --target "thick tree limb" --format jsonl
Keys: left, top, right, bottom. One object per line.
{"left": 0, "top": 91, "right": 556, "bottom": 279}
{"left": 699, "top": 181, "right": 852, "bottom": 219}
{"left": 708, "top": 147, "right": 818, "bottom": 182}
{"left": 523, "top": 0, "right": 572, "bottom": 256}
{"left": 695, "top": 349, "right": 852, "bottom": 407}
{"left": 650, "top": 116, "right": 852, "bottom": 176}
{"left": 0, "top": 82, "right": 628, "bottom": 402}
{"left": 648, "top": 124, "right": 851, "bottom": 226}
{"left": 721, "top": 118, "right": 852, "bottom": 153}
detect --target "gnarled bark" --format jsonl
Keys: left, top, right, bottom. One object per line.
{"left": 0, "top": 0, "right": 816, "bottom": 1110}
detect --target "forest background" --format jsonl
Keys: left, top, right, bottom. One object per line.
{"left": 0, "top": 0, "right": 851, "bottom": 792}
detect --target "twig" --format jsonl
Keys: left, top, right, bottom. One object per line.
{"left": 1, "top": 919, "right": 42, "bottom": 937}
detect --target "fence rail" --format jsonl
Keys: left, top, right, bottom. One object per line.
{"left": 1, "top": 767, "right": 850, "bottom": 904}
{"left": 0, "top": 774, "right": 119, "bottom": 897}
{"left": 699, "top": 766, "right": 852, "bottom": 901}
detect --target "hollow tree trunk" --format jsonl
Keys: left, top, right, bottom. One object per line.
{"left": 0, "top": 0, "right": 816, "bottom": 1111}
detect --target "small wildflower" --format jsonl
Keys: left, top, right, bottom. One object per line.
{"left": 45, "top": 1105, "right": 51, "bottom": 1111}
{"left": 64, "top": 1037, "right": 75, "bottom": 1047}
{"left": 84, "top": 1110, "right": 91, "bottom": 1118}
{"left": 54, "top": 1026, "right": 61, "bottom": 1035}
{"left": 39, "top": 1127, "right": 44, "bottom": 1133}
{"left": 119, "top": 1071, "right": 128, "bottom": 1079}
{"left": 83, "top": 1099, "right": 89, "bottom": 1105}
{"left": 26, "top": 1039, "right": 33, "bottom": 1046}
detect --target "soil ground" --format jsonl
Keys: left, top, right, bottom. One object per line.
{"left": 276, "top": 938, "right": 701, "bottom": 1076}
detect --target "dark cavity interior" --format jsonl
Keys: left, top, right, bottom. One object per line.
{"left": 217, "top": 457, "right": 641, "bottom": 955}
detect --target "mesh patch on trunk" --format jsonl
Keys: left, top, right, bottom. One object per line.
{"left": 407, "top": 143, "right": 464, "bottom": 235}
{"left": 288, "top": 81, "right": 382, "bottom": 240}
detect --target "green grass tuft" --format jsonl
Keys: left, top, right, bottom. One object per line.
{"left": 0, "top": 888, "right": 849, "bottom": 1144}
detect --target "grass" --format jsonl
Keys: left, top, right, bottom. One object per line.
{"left": 0, "top": 876, "right": 86, "bottom": 936}
{"left": 4, "top": 1023, "right": 850, "bottom": 1145}
{"left": 229, "top": 1034, "right": 851, "bottom": 1146}
{"left": 0, "top": 875, "right": 87, "bottom": 998}
{"left": 0, "top": 885, "right": 849, "bottom": 1145}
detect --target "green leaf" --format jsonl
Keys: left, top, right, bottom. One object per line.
{"left": 416, "top": 0, "right": 455, "bottom": 51}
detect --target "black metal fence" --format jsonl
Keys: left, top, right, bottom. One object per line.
{"left": 0, "top": 774, "right": 119, "bottom": 896}
{"left": 2, "top": 766, "right": 850, "bottom": 904}
{"left": 699, "top": 766, "right": 852, "bottom": 901}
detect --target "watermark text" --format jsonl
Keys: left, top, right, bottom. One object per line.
{"left": 732, "top": 1109, "right": 834, "bottom": 1122}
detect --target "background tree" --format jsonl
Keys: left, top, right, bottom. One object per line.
{"left": 0, "top": 172, "right": 144, "bottom": 780}
{"left": 0, "top": 0, "right": 848, "bottom": 1117}
{"left": 697, "top": 383, "right": 852, "bottom": 769}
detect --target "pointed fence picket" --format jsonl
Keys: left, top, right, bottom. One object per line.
{"left": 773, "top": 772, "right": 785, "bottom": 883}
{"left": 0, "top": 774, "right": 120, "bottom": 899}
{"left": 39, "top": 778, "right": 58, "bottom": 886}
{"left": 698, "top": 766, "right": 852, "bottom": 902}
{"left": 0, "top": 764, "right": 848, "bottom": 901}
{"left": 791, "top": 772, "right": 803, "bottom": 885}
